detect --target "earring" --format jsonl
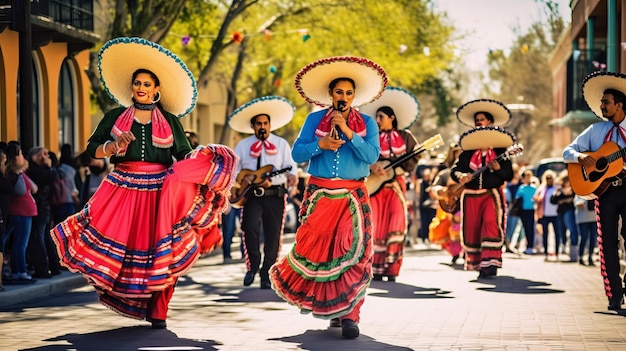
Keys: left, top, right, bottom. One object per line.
{"left": 151, "top": 91, "right": 161, "bottom": 103}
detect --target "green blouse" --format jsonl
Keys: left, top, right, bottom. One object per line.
{"left": 87, "top": 107, "right": 192, "bottom": 165}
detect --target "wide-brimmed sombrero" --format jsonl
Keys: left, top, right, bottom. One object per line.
{"left": 459, "top": 126, "right": 516, "bottom": 150}
{"left": 359, "top": 86, "right": 420, "bottom": 129}
{"left": 456, "top": 99, "right": 511, "bottom": 127}
{"left": 228, "top": 96, "right": 295, "bottom": 134}
{"left": 582, "top": 71, "right": 626, "bottom": 120}
{"left": 295, "top": 56, "right": 388, "bottom": 107}
{"left": 98, "top": 37, "right": 197, "bottom": 117}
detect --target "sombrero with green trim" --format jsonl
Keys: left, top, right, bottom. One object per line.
{"left": 456, "top": 99, "right": 511, "bottom": 127}
{"left": 582, "top": 71, "right": 626, "bottom": 120}
{"left": 98, "top": 37, "right": 197, "bottom": 118}
{"left": 228, "top": 96, "right": 295, "bottom": 134}
{"left": 359, "top": 86, "right": 420, "bottom": 129}
{"left": 295, "top": 56, "right": 388, "bottom": 107}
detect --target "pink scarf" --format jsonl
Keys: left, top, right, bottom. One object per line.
{"left": 111, "top": 106, "right": 173, "bottom": 156}
{"left": 604, "top": 124, "right": 626, "bottom": 143}
{"left": 469, "top": 148, "right": 496, "bottom": 171}
{"left": 250, "top": 139, "right": 277, "bottom": 158}
{"left": 315, "top": 108, "right": 367, "bottom": 138}
{"left": 379, "top": 130, "right": 406, "bottom": 158}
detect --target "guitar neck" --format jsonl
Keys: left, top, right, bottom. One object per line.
{"left": 609, "top": 146, "right": 626, "bottom": 163}
{"left": 469, "top": 152, "right": 509, "bottom": 180}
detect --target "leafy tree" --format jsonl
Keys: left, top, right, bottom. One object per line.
{"left": 484, "top": 0, "right": 566, "bottom": 163}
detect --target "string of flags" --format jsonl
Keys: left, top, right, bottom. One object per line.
{"left": 172, "top": 29, "right": 312, "bottom": 47}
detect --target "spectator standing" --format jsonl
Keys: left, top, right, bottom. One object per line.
{"left": 515, "top": 170, "right": 537, "bottom": 255}
{"left": 550, "top": 175, "right": 579, "bottom": 262}
{"left": 504, "top": 164, "right": 523, "bottom": 252}
{"left": 0, "top": 146, "right": 11, "bottom": 290}
{"left": 5, "top": 141, "right": 37, "bottom": 283}
{"left": 534, "top": 170, "right": 560, "bottom": 260}
{"left": 52, "top": 144, "right": 79, "bottom": 224}
{"left": 574, "top": 195, "right": 597, "bottom": 266}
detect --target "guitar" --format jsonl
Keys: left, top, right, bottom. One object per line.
{"left": 439, "top": 144, "right": 524, "bottom": 213}
{"left": 230, "top": 165, "right": 293, "bottom": 208}
{"left": 366, "top": 134, "right": 444, "bottom": 196}
{"left": 568, "top": 141, "right": 626, "bottom": 199}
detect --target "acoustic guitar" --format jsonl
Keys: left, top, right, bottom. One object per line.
{"left": 568, "top": 141, "right": 626, "bottom": 199}
{"left": 439, "top": 144, "right": 524, "bottom": 213}
{"left": 230, "top": 165, "right": 293, "bottom": 208}
{"left": 366, "top": 134, "right": 444, "bottom": 196}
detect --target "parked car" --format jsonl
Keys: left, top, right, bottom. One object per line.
{"left": 531, "top": 157, "right": 567, "bottom": 179}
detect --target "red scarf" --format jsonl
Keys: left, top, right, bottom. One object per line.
{"left": 111, "top": 106, "right": 173, "bottom": 156}
{"left": 604, "top": 124, "right": 626, "bottom": 143}
{"left": 379, "top": 130, "right": 406, "bottom": 158}
{"left": 250, "top": 139, "right": 277, "bottom": 158}
{"left": 469, "top": 148, "right": 496, "bottom": 171}
{"left": 315, "top": 108, "right": 367, "bottom": 138}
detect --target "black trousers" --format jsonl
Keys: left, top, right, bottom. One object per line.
{"left": 598, "top": 184, "right": 626, "bottom": 301}
{"left": 241, "top": 193, "right": 285, "bottom": 279}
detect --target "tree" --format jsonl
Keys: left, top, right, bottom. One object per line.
{"left": 484, "top": 0, "right": 566, "bottom": 163}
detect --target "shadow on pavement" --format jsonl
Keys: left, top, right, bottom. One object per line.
{"left": 367, "top": 280, "right": 452, "bottom": 299}
{"left": 20, "top": 326, "right": 218, "bottom": 351}
{"left": 473, "top": 275, "right": 565, "bottom": 294}
{"left": 271, "top": 329, "right": 414, "bottom": 351}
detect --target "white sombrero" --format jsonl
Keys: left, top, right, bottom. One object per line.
{"left": 582, "top": 71, "right": 626, "bottom": 120}
{"left": 98, "top": 37, "right": 197, "bottom": 118}
{"left": 295, "top": 56, "right": 388, "bottom": 107}
{"left": 359, "top": 86, "right": 420, "bottom": 129}
{"left": 459, "top": 126, "right": 516, "bottom": 151}
{"left": 456, "top": 99, "right": 511, "bottom": 127}
{"left": 228, "top": 96, "right": 295, "bottom": 134}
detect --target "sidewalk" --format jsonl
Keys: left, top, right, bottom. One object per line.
{"left": 4, "top": 237, "right": 626, "bottom": 350}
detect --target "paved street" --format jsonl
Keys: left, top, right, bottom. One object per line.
{"left": 1, "top": 239, "right": 626, "bottom": 351}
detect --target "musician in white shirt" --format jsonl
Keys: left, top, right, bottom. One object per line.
{"left": 228, "top": 97, "right": 297, "bottom": 289}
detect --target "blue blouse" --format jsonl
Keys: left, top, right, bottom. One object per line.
{"left": 292, "top": 109, "right": 380, "bottom": 180}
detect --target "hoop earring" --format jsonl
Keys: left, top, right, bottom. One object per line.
{"left": 151, "top": 91, "right": 161, "bottom": 103}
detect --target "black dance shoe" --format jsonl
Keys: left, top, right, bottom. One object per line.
{"left": 243, "top": 271, "right": 256, "bottom": 286}
{"left": 151, "top": 319, "right": 167, "bottom": 329}
{"left": 608, "top": 297, "right": 624, "bottom": 311}
{"left": 341, "top": 319, "right": 360, "bottom": 339}
{"left": 260, "top": 279, "right": 271, "bottom": 289}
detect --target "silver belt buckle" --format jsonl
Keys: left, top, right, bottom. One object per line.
{"left": 612, "top": 179, "right": 623, "bottom": 187}
{"left": 253, "top": 187, "right": 265, "bottom": 197}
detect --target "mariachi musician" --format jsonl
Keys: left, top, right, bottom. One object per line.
{"left": 360, "top": 87, "right": 420, "bottom": 282}
{"left": 450, "top": 99, "right": 515, "bottom": 279}
{"left": 228, "top": 96, "right": 298, "bottom": 289}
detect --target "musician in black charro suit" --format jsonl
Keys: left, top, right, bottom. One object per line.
{"left": 450, "top": 99, "right": 514, "bottom": 279}
{"left": 360, "top": 87, "right": 420, "bottom": 282}
{"left": 228, "top": 96, "right": 297, "bottom": 289}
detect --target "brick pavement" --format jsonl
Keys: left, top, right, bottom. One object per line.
{"left": 1, "top": 239, "right": 626, "bottom": 350}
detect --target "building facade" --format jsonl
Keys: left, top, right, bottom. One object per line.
{"left": 551, "top": 0, "right": 626, "bottom": 151}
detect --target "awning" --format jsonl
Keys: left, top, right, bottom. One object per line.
{"left": 549, "top": 110, "right": 599, "bottom": 127}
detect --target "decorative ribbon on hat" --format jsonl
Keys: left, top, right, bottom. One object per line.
{"left": 469, "top": 148, "right": 496, "bottom": 171}
{"left": 315, "top": 108, "right": 367, "bottom": 138}
{"left": 250, "top": 139, "right": 277, "bottom": 158}
{"left": 604, "top": 124, "right": 626, "bottom": 144}
{"left": 379, "top": 130, "right": 406, "bottom": 158}
{"left": 111, "top": 106, "right": 173, "bottom": 156}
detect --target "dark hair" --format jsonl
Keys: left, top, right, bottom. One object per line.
{"left": 250, "top": 113, "right": 271, "bottom": 125}
{"left": 329, "top": 77, "right": 355, "bottom": 90}
{"left": 6, "top": 140, "right": 21, "bottom": 161}
{"left": 377, "top": 106, "right": 398, "bottom": 129}
{"left": 605, "top": 88, "right": 626, "bottom": 106}
{"left": 132, "top": 69, "right": 160, "bottom": 87}
{"left": 474, "top": 111, "right": 494, "bottom": 123}
{"left": 60, "top": 143, "right": 74, "bottom": 165}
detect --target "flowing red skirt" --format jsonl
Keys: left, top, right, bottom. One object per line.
{"left": 51, "top": 145, "right": 238, "bottom": 319}
{"left": 269, "top": 177, "right": 373, "bottom": 320}
{"left": 370, "top": 180, "right": 407, "bottom": 277}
